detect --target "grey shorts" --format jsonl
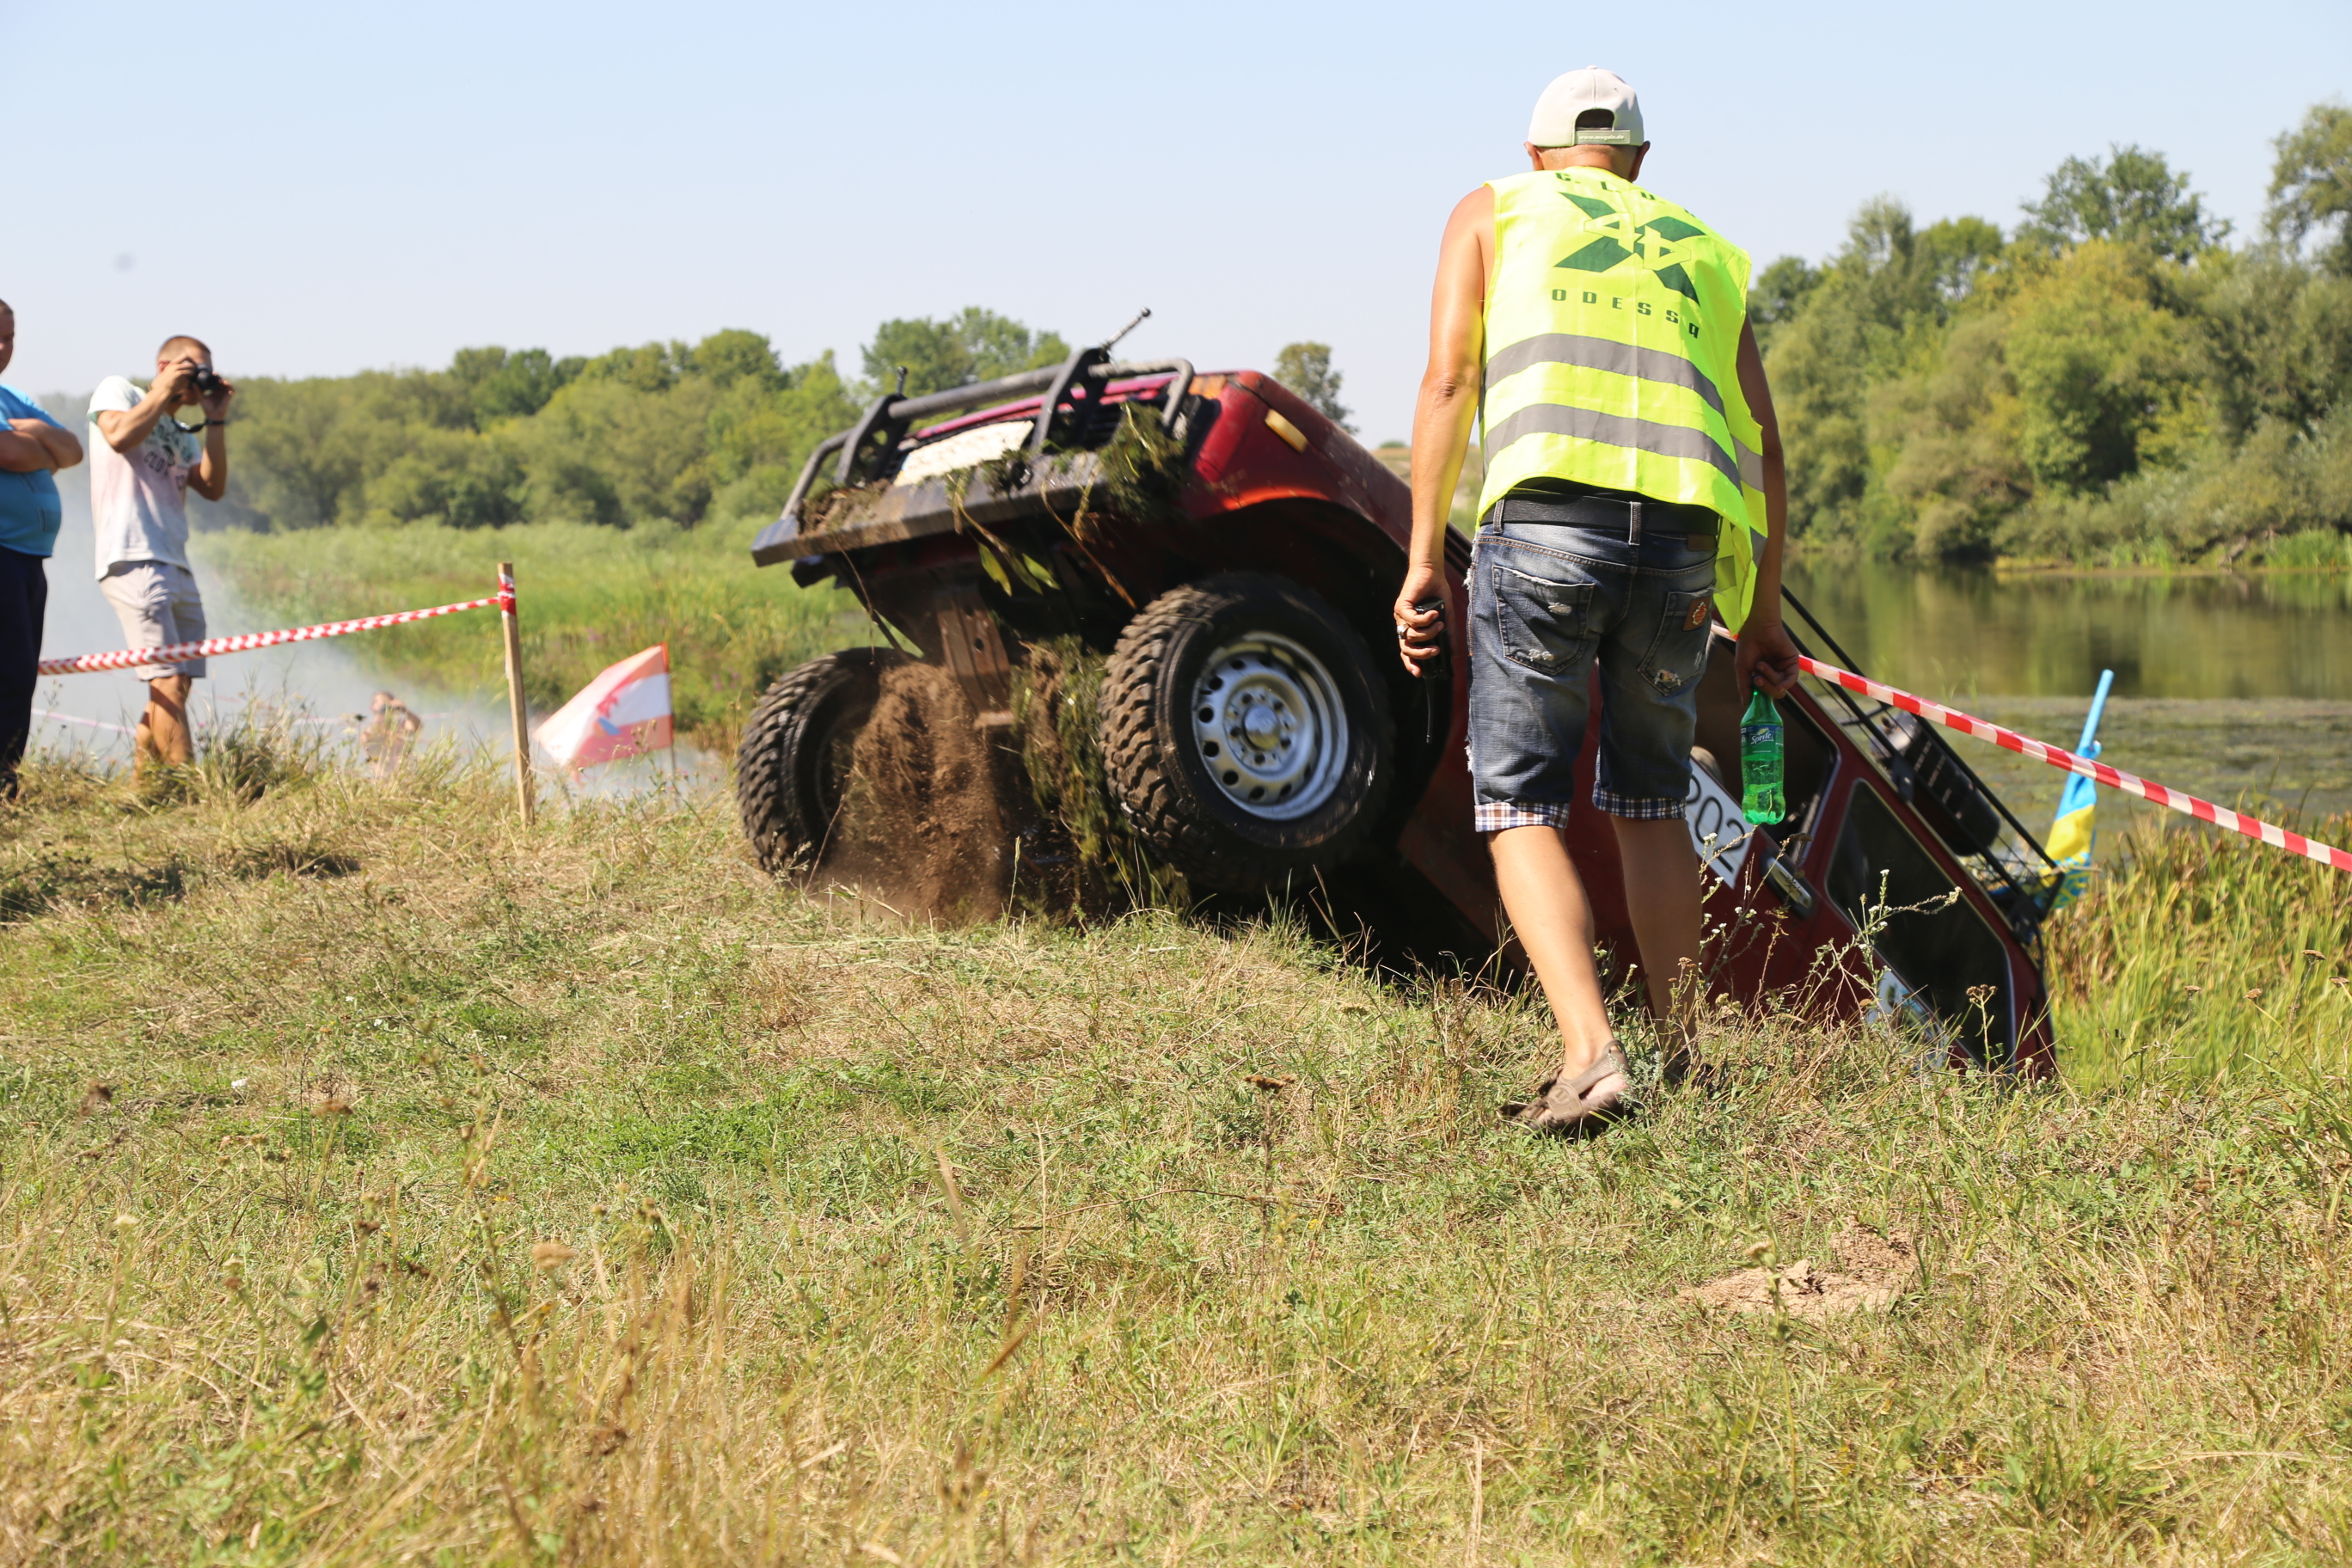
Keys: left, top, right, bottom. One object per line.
{"left": 1467, "top": 518, "right": 1718, "bottom": 830}
{"left": 99, "top": 561, "right": 208, "bottom": 681}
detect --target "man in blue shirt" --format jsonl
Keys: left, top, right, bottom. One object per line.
{"left": 0, "top": 299, "right": 88, "bottom": 799}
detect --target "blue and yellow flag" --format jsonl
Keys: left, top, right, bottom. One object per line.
{"left": 2046, "top": 670, "right": 2115, "bottom": 910}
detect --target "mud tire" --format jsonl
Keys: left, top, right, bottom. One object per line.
{"left": 1102, "top": 573, "right": 1393, "bottom": 894}
{"left": 736, "top": 648, "right": 904, "bottom": 874}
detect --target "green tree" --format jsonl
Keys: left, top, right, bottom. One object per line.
{"left": 706, "top": 352, "right": 861, "bottom": 522}
{"left": 1748, "top": 257, "right": 1822, "bottom": 352}
{"left": 513, "top": 375, "right": 720, "bottom": 526}
{"left": 580, "top": 341, "right": 691, "bottom": 395}
{"left": 450, "top": 346, "right": 584, "bottom": 426}
{"left": 213, "top": 311, "right": 1077, "bottom": 532}
{"left": 1763, "top": 199, "right": 2006, "bottom": 548}
{"left": 217, "top": 376, "right": 371, "bottom": 529}
{"left": 1272, "top": 342, "right": 1353, "bottom": 431}
{"left": 2017, "top": 144, "right": 2226, "bottom": 261}
{"left": 2006, "top": 241, "right": 2205, "bottom": 494}
{"left": 2187, "top": 252, "right": 2352, "bottom": 441}
{"left": 1871, "top": 312, "right": 2030, "bottom": 557}
{"left": 219, "top": 369, "right": 475, "bottom": 528}
{"left": 2268, "top": 101, "right": 2352, "bottom": 275}
{"left": 365, "top": 428, "right": 528, "bottom": 529}
{"left": 1753, "top": 125, "right": 2352, "bottom": 563}
{"left": 686, "top": 329, "right": 786, "bottom": 391}
{"left": 862, "top": 309, "right": 1069, "bottom": 397}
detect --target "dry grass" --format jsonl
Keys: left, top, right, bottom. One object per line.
{"left": 3, "top": 746, "right": 2350, "bottom": 1564}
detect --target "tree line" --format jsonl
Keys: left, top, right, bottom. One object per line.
{"left": 1760, "top": 101, "right": 2351, "bottom": 563}
{"left": 206, "top": 310, "right": 1071, "bottom": 534}
{"left": 206, "top": 312, "right": 1369, "bottom": 539}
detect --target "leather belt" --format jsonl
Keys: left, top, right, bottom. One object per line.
{"left": 1485, "top": 490, "right": 1718, "bottom": 549}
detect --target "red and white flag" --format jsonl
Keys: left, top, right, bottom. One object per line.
{"left": 535, "top": 644, "right": 673, "bottom": 770}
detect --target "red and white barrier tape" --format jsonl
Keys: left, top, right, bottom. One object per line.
{"left": 1724, "top": 628, "right": 2351, "bottom": 874}
{"left": 37, "top": 591, "right": 512, "bottom": 677}
{"left": 35, "top": 708, "right": 135, "bottom": 736}
{"left": 38, "top": 707, "right": 452, "bottom": 739}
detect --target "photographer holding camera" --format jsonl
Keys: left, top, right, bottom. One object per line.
{"left": 89, "top": 335, "right": 235, "bottom": 775}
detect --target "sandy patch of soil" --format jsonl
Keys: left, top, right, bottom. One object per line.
{"left": 1678, "top": 1226, "right": 1915, "bottom": 1320}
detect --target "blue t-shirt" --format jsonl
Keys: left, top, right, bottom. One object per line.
{"left": 0, "top": 385, "right": 66, "bottom": 558}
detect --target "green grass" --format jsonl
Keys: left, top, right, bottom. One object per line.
{"left": 2265, "top": 529, "right": 2352, "bottom": 572}
{"left": 197, "top": 522, "right": 874, "bottom": 751}
{"left": 4, "top": 743, "right": 2352, "bottom": 1563}
{"left": 2046, "top": 808, "right": 2352, "bottom": 1087}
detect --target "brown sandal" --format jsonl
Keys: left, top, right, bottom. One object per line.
{"left": 1502, "top": 1043, "right": 1632, "bottom": 1136}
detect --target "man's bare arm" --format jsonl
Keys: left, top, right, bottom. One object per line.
{"left": 95, "top": 360, "right": 193, "bottom": 454}
{"left": 30, "top": 420, "right": 82, "bottom": 469}
{"left": 1393, "top": 185, "right": 1493, "bottom": 673}
{"left": 190, "top": 422, "right": 229, "bottom": 499}
{"left": 0, "top": 422, "right": 58, "bottom": 474}
{"left": 1732, "top": 320, "right": 1800, "bottom": 696}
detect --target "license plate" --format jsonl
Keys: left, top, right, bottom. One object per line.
{"left": 1684, "top": 764, "right": 1755, "bottom": 886}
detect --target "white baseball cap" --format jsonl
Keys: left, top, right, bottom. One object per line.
{"left": 1528, "top": 67, "right": 1645, "bottom": 148}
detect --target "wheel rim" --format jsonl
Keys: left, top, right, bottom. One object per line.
{"left": 1189, "top": 632, "right": 1350, "bottom": 822}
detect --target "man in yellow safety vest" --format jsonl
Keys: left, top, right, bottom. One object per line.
{"left": 1393, "top": 66, "right": 1801, "bottom": 1134}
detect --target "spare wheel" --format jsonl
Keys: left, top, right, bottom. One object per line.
{"left": 1103, "top": 573, "right": 1393, "bottom": 893}
{"left": 736, "top": 647, "right": 903, "bottom": 873}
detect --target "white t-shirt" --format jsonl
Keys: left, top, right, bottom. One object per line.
{"left": 88, "top": 374, "right": 205, "bottom": 579}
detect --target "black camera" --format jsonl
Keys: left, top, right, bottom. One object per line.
{"left": 187, "top": 364, "right": 223, "bottom": 399}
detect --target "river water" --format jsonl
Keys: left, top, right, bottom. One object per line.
{"left": 1780, "top": 558, "right": 2352, "bottom": 837}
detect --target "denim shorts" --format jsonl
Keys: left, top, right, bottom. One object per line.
{"left": 1467, "top": 518, "right": 1717, "bottom": 830}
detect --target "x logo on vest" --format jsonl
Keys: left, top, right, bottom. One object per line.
{"left": 1552, "top": 191, "right": 1706, "bottom": 302}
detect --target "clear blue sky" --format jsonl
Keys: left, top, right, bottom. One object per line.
{"left": 6, "top": 0, "right": 2345, "bottom": 440}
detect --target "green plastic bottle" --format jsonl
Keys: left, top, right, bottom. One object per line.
{"left": 1740, "top": 689, "right": 1785, "bottom": 825}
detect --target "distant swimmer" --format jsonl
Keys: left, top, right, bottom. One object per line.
{"left": 353, "top": 691, "right": 423, "bottom": 778}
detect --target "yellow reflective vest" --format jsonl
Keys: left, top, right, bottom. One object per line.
{"left": 1477, "top": 167, "right": 1768, "bottom": 628}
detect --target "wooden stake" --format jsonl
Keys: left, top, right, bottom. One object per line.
{"left": 498, "top": 562, "right": 535, "bottom": 825}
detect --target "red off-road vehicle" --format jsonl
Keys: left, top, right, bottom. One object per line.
{"left": 738, "top": 343, "right": 2064, "bottom": 1071}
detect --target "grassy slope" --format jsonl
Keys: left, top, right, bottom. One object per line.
{"left": 196, "top": 522, "right": 874, "bottom": 752}
{"left": 193, "top": 522, "right": 2352, "bottom": 1077}
{"left": 3, "top": 753, "right": 2351, "bottom": 1563}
